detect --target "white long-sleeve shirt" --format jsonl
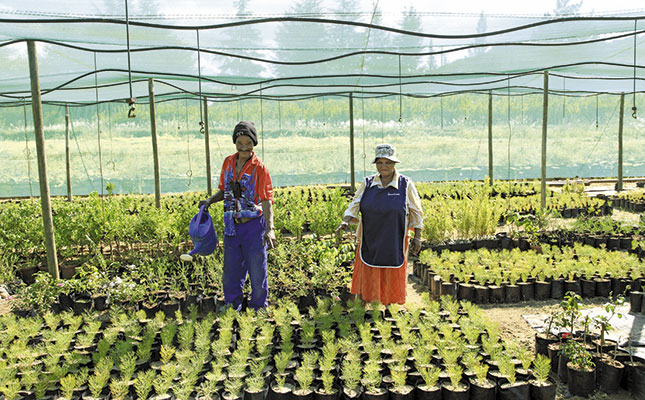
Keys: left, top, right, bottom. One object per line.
{"left": 343, "top": 170, "right": 424, "bottom": 230}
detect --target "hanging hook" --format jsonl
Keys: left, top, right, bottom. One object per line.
{"left": 127, "top": 97, "right": 136, "bottom": 118}
{"left": 632, "top": 106, "right": 638, "bottom": 119}
{"left": 199, "top": 121, "right": 205, "bottom": 134}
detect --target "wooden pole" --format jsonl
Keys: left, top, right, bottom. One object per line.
{"left": 488, "top": 91, "right": 493, "bottom": 183}
{"left": 204, "top": 98, "right": 212, "bottom": 196}
{"left": 148, "top": 78, "right": 161, "bottom": 208}
{"left": 617, "top": 93, "right": 625, "bottom": 192}
{"left": 65, "top": 104, "right": 72, "bottom": 202}
{"left": 541, "top": 71, "right": 549, "bottom": 209}
{"left": 27, "top": 41, "right": 59, "bottom": 279}
{"left": 349, "top": 93, "right": 355, "bottom": 194}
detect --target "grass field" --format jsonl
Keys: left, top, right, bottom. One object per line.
{"left": 1, "top": 118, "right": 645, "bottom": 197}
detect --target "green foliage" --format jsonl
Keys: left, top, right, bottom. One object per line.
{"left": 134, "top": 370, "right": 156, "bottom": 400}
{"left": 532, "top": 354, "right": 551, "bottom": 383}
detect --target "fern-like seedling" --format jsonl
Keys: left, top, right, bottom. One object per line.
{"left": 134, "top": 370, "right": 155, "bottom": 400}
{"left": 419, "top": 365, "right": 441, "bottom": 389}
{"left": 532, "top": 354, "right": 551, "bottom": 384}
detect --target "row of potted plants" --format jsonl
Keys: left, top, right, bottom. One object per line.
{"left": 414, "top": 243, "right": 644, "bottom": 304}
{"left": 534, "top": 292, "right": 645, "bottom": 397}
{"left": 0, "top": 296, "right": 557, "bottom": 400}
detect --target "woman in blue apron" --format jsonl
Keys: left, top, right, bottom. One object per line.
{"left": 336, "top": 144, "right": 423, "bottom": 305}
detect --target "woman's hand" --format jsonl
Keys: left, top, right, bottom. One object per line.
{"left": 335, "top": 221, "right": 350, "bottom": 234}
{"left": 264, "top": 229, "right": 277, "bottom": 250}
{"left": 198, "top": 199, "right": 210, "bottom": 210}
{"left": 411, "top": 237, "right": 422, "bottom": 255}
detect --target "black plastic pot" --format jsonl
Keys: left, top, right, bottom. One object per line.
{"left": 415, "top": 384, "right": 441, "bottom": 400}
{"left": 612, "top": 278, "right": 629, "bottom": 297}
{"left": 505, "top": 285, "right": 521, "bottom": 303}
{"left": 457, "top": 283, "right": 474, "bottom": 302}
{"left": 550, "top": 279, "right": 564, "bottom": 299}
{"left": 58, "top": 292, "right": 73, "bottom": 311}
{"left": 631, "top": 292, "right": 644, "bottom": 314}
{"left": 499, "top": 381, "right": 529, "bottom": 400}
{"left": 529, "top": 380, "right": 555, "bottom": 400}
{"left": 341, "top": 386, "right": 362, "bottom": 400}
{"left": 546, "top": 343, "right": 560, "bottom": 374}
{"left": 363, "top": 388, "right": 388, "bottom": 400}
{"left": 389, "top": 385, "right": 414, "bottom": 400}
{"left": 534, "top": 333, "right": 558, "bottom": 356}
{"left": 557, "top": 354, "right": 570, "bottom": 383}
{"left": 474, "top": 286, "right": 489, "bottom": 304}
{"left": 440, "top": 281, "right": 455, "bottom": 297}
{"left": 518, "top": 282, "right": 534, "bottom": 301}
{"left": 440, "top": 382, "right": 469, "bottom": 400}
{"left": 245, "top": 388, "right": 268, "bottom": 400}
{"left": 623, "top": 361, "right": 645, "bottom": 396}
{"left": 489, "top": 286, "right": 504, "bottom": 304}
{"left": 534, "top": 281, "right": 551, "bottom": 301}
{"left": 270, "top": 383, "right": 294, "bottom": 400}
{"left": 468, "top": 378, "right": 495, "bottom": 400}
{"left": 595, "top": 279, "right": 611, "bottom": 298}
{"left": 314, "top": 388, "right": 339, "bottom": 400}
{"left": 292, "top": 389, "right": 314, "bottom": 400}
{"left": 580, "top": 279, "right": 596, "bottom": 298}
{"left": 432, "top": 276, "right": 442, "bottom": 299}
{"left": 72, "top": 298, "right": 92, "bottom": 315}
{"left": 595, "top": 357, "right": 624, "bottom": 393}
{"left": 566, "top": 364, "right": 595, "bottom": 397}
{"left": 160, "top": 300, "right": 180, "bottom": 318}
{"left": 564, "top": 280, "right": 581, "bottom": 295}
{"left": 93, "top": 295, "right": 109, "bottom": 311}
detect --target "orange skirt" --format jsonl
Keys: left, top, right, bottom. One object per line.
{"left": 350, "top": 236, "right": 409, "bottom": 305}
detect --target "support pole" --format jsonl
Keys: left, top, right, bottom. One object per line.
{"left": 541, "top": 71, "right": 549, "bottom": 209}
{"left": 349, "top": 93, "right": 355, "bottom": 194}
{"left": 27, "top": 41, "right": 59, "bottom": 279}
{"left": 488, "top": 91, "right": 493, "bottom": 183}
{"left": 148, "top": 78, "right": 161, "bottom": 208}
{"left": 65, "top": 105, "right": 72, "bottom": 202}
{"left": 617, "top": 93, "right": 625, "bottom": 191}
{"left": 204, "top": 98, "right": 212, "bottom": 196}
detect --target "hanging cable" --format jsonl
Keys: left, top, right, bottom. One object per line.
{"left": 577, "top": 98, "right": 620, "bottom": 176}
{"left": 361, "top": 93, "right": 366, "bottom": 177}
{"left": 22, "top": 98, "right": 33, "bottom": 198}
{"left": 595, "top": 94, "right": 599, "bottom": 128}
{"left": 68, "top": 108, "right": 95, "bottom": 191}
{"left": 260, "top": 84, "right": 265, "bottom": 160}
{"left": 398, "top": 54, "right": 403, "bottom": 122}
{"left": 178, "top": 97, "right": 192, "bottom": 187}
{"left": 108, "top": 102, "right": 115, "bottom": 171}
{"left": 94, "top": 52, "right": 105, "bottom": 198}
{"left": 124, "top": 0, "right": 136, "bottom": 118}
{"left": 562, "top": 78, "right": 566, "bottom": 119}
{"left": 633, "top": 19, "right": 638, "bottom": 119}
{"left": 321, "top": 96, "right": 326, "bottom": 129}
{"left": 278, "top": 101, "right": 282, "bottom": 134}
{"left": 380, "top": 98, "right": 384, "bottom": 141}
{"left": 196, "top": 29, "right": 205, "bottom": 134}
{"left": 506, "top": 76, "right": 513, "bottom": 189}
{"left": 183, "top": 97, "right": 193, "bottom": 186}
{"left": 440, "top": 96, "right": 444, "bottom": 130}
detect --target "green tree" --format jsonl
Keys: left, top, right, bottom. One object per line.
{"left": 218, "top": 0, "right": 265, "bottom": 78}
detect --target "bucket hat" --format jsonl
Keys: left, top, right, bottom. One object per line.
{"left": 372, "top": 143, "right": 400, "bottom": 163}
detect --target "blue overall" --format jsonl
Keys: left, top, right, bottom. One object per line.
{"left": 223, "top": 216, "right": 268, "bottom": 310}
{"left": 359, "top": 175, "right": 408, "bottom": 268}
{"left": 221, "top": 158, "right": 268, "bottom": 310}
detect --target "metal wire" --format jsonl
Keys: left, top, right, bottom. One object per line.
{"left": 22, "top": 98, "right": 33, "bottom": 198}
{"left": 633, "top": 19, "right": 638, "bottom": 118}
{"left": 196, "top": 29, "right": 205, "bottom": 132}
{"left": 94, "top": 52, "right": 105, "bottom": 198}
{"left": 124, "top": 0, "right": 133, "bottom": 100}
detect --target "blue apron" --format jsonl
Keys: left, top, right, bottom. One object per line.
{"left": 359, "top": 174, "right": 408, "bottom": 268}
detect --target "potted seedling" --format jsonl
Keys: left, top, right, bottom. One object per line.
{"left": 293, "top": 350, "right": 317, "bottom": 400}
{"left": 592, "top": 295, "right": 624, "bottom": 353}
{"left": 468, "top": 362, "right": 495, "bottom": 400}
{"left": 271, "top": 350, "right": 294, "bottom": 400}
{"left": 498, "top": 357, "right": 529, "bottom": 400}
{"left": 245, "top": 359, "right": 269, "bottom": 400}
{"left": 134, "top": 370, "right": 156, "bottom": 400}
{"left": 362, "top": 361, "right": 386, "bottom": 400}
{"left": 222, "top": 377, "right": 244, "bottom": 400}
{"left": 441, "top": 364, "right": 468, "bottom": 400}
{"left": 341, "top": 354, "right": 363, "bottom": 400}
{"left": 415, "top": 364, "right": 441, "bottom": 400}
{"left": 529, "top": 354, "right": 555, "bottom": 400}
{"left": 566, "top": 341, "right": 595, "bottom": 398}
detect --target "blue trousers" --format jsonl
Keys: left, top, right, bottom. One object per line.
{"left": 222, "top": 216, "right": 268, "bottom": 310}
